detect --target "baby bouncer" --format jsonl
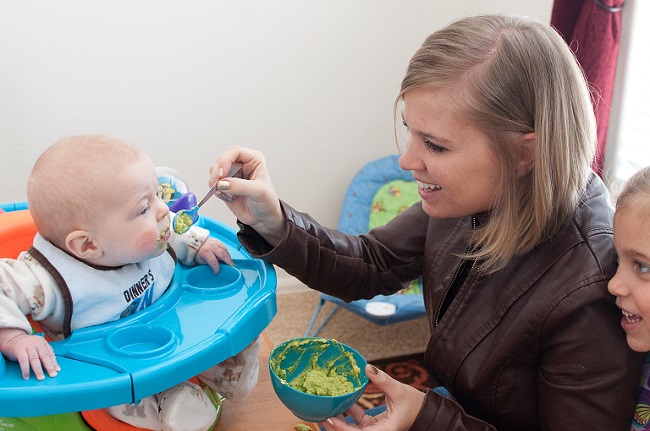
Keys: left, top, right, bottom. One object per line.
{"left": 304, "top": 155, "right": 426, "bottom": 337}
{"left": 0, "top": 197, "right": 277, "bottom": 430}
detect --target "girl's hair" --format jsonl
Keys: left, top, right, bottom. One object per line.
{"left": 615, "top": 166, "right": 650, "bottom": 215}
{"left": 27, "top": 135, "right": 145, "bottom": 248}
{"left": 395, "top": 14, "right": 596, "bottom": 273}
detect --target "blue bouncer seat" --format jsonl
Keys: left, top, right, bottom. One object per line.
{"left": 304, "top": 155, "right": 426, "bottom": 337}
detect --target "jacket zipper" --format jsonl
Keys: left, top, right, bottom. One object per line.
{"left": 434, "top": 216, "right": 478, "bottom": 327}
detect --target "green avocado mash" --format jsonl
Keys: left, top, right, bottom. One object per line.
{"left": 173, "top": 211, "right": 193, "bottom": 234}
{"left": 291, "top": 368, "right": 353, "bottom": 396}
{"left": 270, "top": 338, "right": 362, "bottom": 397}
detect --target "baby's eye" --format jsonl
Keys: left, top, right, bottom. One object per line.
{"left": 139, "top": 203, "right": 151, "bottom": 215}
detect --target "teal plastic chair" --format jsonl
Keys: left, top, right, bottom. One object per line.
{"left": 0, "top": 202, "right": 275, "bottom": 430}
{"left": 304, "top": 155, "right": 426, "bottom": 337}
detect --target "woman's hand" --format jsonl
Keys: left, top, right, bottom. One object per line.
{"left": 320, "top": 364, "right": 426, "bottom": 431}
{"left": 209, "top": 146, "right": 286, "bottom": 246}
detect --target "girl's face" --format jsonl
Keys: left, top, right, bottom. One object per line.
{"left": 608, "top": 206, "right": 650, "bottom": 352}
{"left": 398, "top": 87, "right": 502, "bottom": 219}
{"left": 88, "top": 155, "right": 171, "bottom": 267}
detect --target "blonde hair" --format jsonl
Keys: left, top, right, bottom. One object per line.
{"left": 396, "top": 14, "right": 596, "bottom": 273}
{"left": 615, "top": 166, "right": 650, "bottom": 216}
{"left": 27, "top": 135, "right": 146, "bottom": 248}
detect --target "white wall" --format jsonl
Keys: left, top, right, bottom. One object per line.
{"left": 0, "top": 1, "right": 552, "bottom": 287}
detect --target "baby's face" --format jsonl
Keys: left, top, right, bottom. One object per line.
{"left": 608, "top": 207, "right": 650, "bottom": 352}
{"left": 88, "top": 155, "right": 171, "bottom": 267}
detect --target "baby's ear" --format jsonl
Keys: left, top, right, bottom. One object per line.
{"left": 65, "top": 230, "right": 102, "bottom": 259}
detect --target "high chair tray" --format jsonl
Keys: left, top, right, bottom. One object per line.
{"left": 0, "top": 210, "right": 277, "bottom": 418}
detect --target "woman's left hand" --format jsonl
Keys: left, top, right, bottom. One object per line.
{"left": 320, "top": 364, "right": 426, "bottom": 431}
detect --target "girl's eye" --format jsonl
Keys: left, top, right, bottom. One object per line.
{"left": 402, "top": 121, "right": 409, "bottom": 131}
{"left": 424, "top": 140, "right": 446, "bottom": 153}
{"left": 635, "top": 261, "right": 650, "bottom": 273}
{"left": 139, "top": 203, "right": 151, "bottom": 215}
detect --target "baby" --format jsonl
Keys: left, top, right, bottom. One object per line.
{"left": 608, "top": 166, "right": 650, "bottom": 430}
{"left": 0, "top": 135, "right": 259, "bottom": 431}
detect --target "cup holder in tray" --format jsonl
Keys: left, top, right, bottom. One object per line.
{"left": 106, "top": 325, "right": 178, "bottom": 357}
{"left": 184, "top": 264, "right": 242, "bottom": 293}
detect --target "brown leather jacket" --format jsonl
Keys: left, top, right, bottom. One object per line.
{"left": 237, "top": 173, "right": 645, "bottom": 430}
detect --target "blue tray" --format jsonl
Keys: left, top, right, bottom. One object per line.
{"left": 0, "top": 211, "right": 277, "bottom": 418}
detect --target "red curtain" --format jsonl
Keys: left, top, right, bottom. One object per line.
{"left": 550, "top": 0, "right": 625, "bottom": 177}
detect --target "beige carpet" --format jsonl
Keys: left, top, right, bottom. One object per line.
{"left": 265, "top": 289, "right": 431, "bottom": 362}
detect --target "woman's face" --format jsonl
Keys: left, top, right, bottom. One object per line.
{"left": 608, "top": 206, "right": 650, "bottom": 352}
{"left": 399, "top": 87, "right": 502, "bottom": 219}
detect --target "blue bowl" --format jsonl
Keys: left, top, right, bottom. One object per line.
{"left": 269, "top": 337, "right": 369, "bottom": 422}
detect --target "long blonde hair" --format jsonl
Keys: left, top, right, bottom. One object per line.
{"left": 396, "top": 14, "right": 596, "bottom": 273}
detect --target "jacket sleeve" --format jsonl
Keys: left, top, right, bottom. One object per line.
{"left": 533, "top": 284, "right": 643, "bottom": 430}
{"left": 236, "top": 201, "right": 427, "bottom": 301}
{"left": 409, "top": 390, "right": 496, "bottom": 431}
{"left": 0, "top": 251, "right": 60, "bottom": 334}
{"left": 408, "top": 284, "right": 643, "bottom": 431}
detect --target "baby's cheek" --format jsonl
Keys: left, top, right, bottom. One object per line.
{"left": 134, "top": 229, "right": 162, "bottom": 252}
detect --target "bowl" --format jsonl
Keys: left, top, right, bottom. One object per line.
{"left": 269, "top": 337, "right": 369, "bottom": 422}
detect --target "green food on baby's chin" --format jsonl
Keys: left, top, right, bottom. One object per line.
{"left": 173, "top": 212, "right": 193, "bottom": 234}
{"left": 270, "top": 338, "right": 362, "bottom": 397}
{"left": 294, "top": 424, "right": 311, "bottom": 431}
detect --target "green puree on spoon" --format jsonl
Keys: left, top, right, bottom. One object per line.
{"left": 172, "top": 162, "right": 243, "bottom": 235}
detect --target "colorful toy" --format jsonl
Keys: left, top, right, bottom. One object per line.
{"left": 156, "top": 166, "right": 190, "bottom": 207}
{"left": 0, "top": 202, "right": 277, "bottom": 430}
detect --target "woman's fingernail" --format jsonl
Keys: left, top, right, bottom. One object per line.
{"left": 326, "top": 418, "right": 334, "bottom": 426}
{"left": 368, "top": 365, "right": 379, "bottom": 375}
{"left": 218, "top": 180, "right": 230, "bottom": 191}
{"left": 218, "top": 167, "right": 223, "bottom": 177}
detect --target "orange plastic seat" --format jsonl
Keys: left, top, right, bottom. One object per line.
{"left": 0, "top": 210, "right": 37, "bottom": 258}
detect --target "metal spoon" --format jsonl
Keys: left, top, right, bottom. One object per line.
{"left": 172, "top": 162, "right": 243, "bottom": 234}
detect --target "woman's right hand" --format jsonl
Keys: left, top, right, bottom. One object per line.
{"left": 320, "top": 364, "right": 426, "bottom": 431}
{"left": 209, "top": 146, "right": 286, "bottom": 246}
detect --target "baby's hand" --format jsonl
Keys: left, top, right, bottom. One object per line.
{"left": 0, "top": 328, "right": 60, "bottom": 380}
{"left": 194, "top": 237, "right": 235, "bottom": 274}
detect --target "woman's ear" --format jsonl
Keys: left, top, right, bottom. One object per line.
{"left": 516, "top": 132, "right": 536, "bottom": 177}
{"left": 65, "top": 230, "right": 102, "bottom": 260}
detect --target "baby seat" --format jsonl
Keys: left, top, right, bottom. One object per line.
{"left": 0, "top": 203, "right": 276, "bottom": 430}
{"left": 304, "top": 155, "right": 426, "bottom": 337}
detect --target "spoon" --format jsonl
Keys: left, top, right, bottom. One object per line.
{"left": 172, "top": 162, "right": 243, "bottom": 234}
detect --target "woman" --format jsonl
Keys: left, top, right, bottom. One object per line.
{"left": 209, "top": 14, "right": 644, "bottom": 431}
